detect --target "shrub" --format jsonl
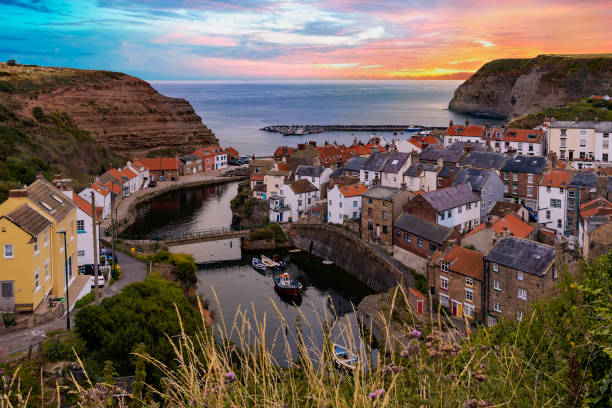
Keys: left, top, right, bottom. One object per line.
{"left": 463, "top": 244, "right": 476, "bottom": 250}
{"left": 151, "top": 249, "right": 171, "bottom": 263}
{"left": 32, "top": 106, "right": 44, "bottom": 121}
{"left": 169, "top": 253, "right": 197, "bottom": 285}
{"left": 6, "top": 59, "right": 16, "bottom": 66}
{"left": 249, "top": 228, "right": 274, "bottom": 240}
{"left": 74, "top": 292, "right": 94, "bottom": 309}
{"left": 2, "top": 312, "right": 16, "bottom": 326}
{"left": 111, "top": 264, "right": 121, "bottom": 280}
{"left": 268, "top": 223, "right": 287, "bottom": 242}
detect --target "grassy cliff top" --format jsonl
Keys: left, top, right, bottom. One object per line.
{"left": 475, "top": 54, "right": 612, "bottom": 76}
{"left": 509, "top": 98, "right": 612, "bottom": 128}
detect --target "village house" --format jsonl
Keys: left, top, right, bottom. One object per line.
{"left": 481, "top": 127, "right": 546, "bottom": 156}
{"left": 566, "top": 171, "right": 599, "bottom": 237}
{"left": 419, "top": 147, "right": 465, "bottom": 167}
{"left": 264, "top": 168, "right": 291, "bottom": 198}
{"left": 288, "top": 143, "right": 322, "bottom": 172}
{"left": 489, "top": 201, "right": 530, "bottom": 222}
{"left": 327, "top": 184, "right": 367, "bottom": 224}
{"left": 209, "top": 146, "right": 228, "bottom": 170}
{"left": 403, "top": 163, "right": 438, "bottom": 193}
{"left": 393, "top": 213, "right": 461, "bottom": 275}
{"left": 360, "top": 152, "right": 388, "bottom": 186}
{"left": 427, "top": 245, "right": 485, "bottom": 322}
{"left": 484, "top": 237, "right": 558, "bottom": 326}
{"left": 380, "top": 151, "right": 412, "bottom": 188}
{"left": 78, "top": 182, "right": 112, "bottom": 220}
{"left": 453, "top": 168, "right": 504, "bottom": 220}
{"left": 64, "top": 192, "right": 100, "bottom": 277}
{"left": 447, "top": 141, "right": 487, "bottom": 153}
{"left": 99, "top": 168, "right": 129, "bottom": 197}
{"left": 193, "top": 147, "right": 216, "bottom": 172}
{"left": 501, "top": 155, "right": 549, "bottom": 212}
{"left": 249, "top": 158, "right": 275, "bottom": 195}
{"left": 126, "top": 160, "right": 150, "bottom": 189}
{"left": 179, "top": 155, "right": 203, "bottom": 176}
{"left": 316, "top": 143, "right": 343, "bottom": 168}
{"left": 0, "top": 177, "right": 86, "bottom": 312}
{"left": 579, "top": 214, "right": 612, "bottom": 260}
{"left": 120, "top": 167, "right": 139, "bottom": 195}
{"left": 269, "top": 195, "right": 291, "bottom": 224}
{"left": 295, "top": 165, "right": 333, "bottom": 192}
{"left": 436, "top": 164, "right": 458, "bottom": 190}
{"left": 458, "top": 151, "right": 510, "bottom": 174}
{"left": 277, "top": 179, "right": 319, "bottom": 222}
{"left": 360, "top": 185, "right": 411, "bottom": 247}
{"left": 537, "top": 169, "right": 572, "bottom": 236}
{"left": 136, "top": 158, "right": 180, "bottom": 182}
{"left": 225, "top": 147, "right": 240, "bottom": 161}
{"left": 442, "top": 121, "right": 485, "bottom": 146}
{"left": 462, "top": 213, "right": 535, "bottom": 253}
{"left": 274, "top": 146, "right": 297, "bottom": 162}
{"left": 547, "top": 119, "right": 612, "bottom": 165}
{"left": 396, "top": 135, "right": 441, "bottom": 155}
{"left": 405, "top": 183, "right": 481, "bottom": 233}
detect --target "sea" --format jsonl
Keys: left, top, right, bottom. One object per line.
{"left": 149, "top": 80, "right": 502, "bottom": 157}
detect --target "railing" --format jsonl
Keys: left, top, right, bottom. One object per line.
{"left": 119, "top": 224, "right": 267, "bottom": 243}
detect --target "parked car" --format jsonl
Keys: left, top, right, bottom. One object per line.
{"left": 240, "top": 156, "right": 251, "bottom": 164}
{"left": 229, "top": 158, "right": 243, "bottom": 166}
{"left": 149, "top": 180, "right": 157, "bottom": 187}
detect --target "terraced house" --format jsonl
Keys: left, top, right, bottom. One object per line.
{"left": 547, "top": 119, "right": 612, "bottom": 166}
{"left": 501, "top": 155, "right": 549, "bottom": 212}
{"left": 0, "top": 177, "right": 82, "bottom": 312}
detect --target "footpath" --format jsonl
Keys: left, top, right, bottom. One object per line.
{"left": 0, "top": 251, "right": 147, "bottom": 357}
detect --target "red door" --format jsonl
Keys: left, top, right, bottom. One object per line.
{"left": 452, "top": 301, "right": 457, "bottom": 316}
{"left": 417, "top": 300, "right": 423, "bottom": 315}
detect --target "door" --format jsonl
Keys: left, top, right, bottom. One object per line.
{"left": 417, "top": 300, "right": 423, "bottom": 315}
{"left": 0, "top": 281, "right": 14, "bottom": 311}
{"left": 569, "top": 150, "right": 574, "bottom": 160}
{"left": 376, "top": 224, "right": 380, "bottom": 237}
{"left": 452, "top": 300, "right": 462, "bottom": 317}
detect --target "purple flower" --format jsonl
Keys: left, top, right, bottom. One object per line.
{"left": 410, "top": 329, "right": 422, "bottom": 338}
{"left": 468, "top": 347, "right": 475, "bottom": 353}
{"left": 400, "top": 349, "right": 410, "bottom": 358}
{"left": 369, "top": 388, "right": 385, "bottom": 400}
{"left": 480, "top": 363, "right": 486, "bottom": 369}
{"left": 225, "top": 371, "right": 236, "bottom": 384}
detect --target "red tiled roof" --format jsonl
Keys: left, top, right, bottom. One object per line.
{"left": 251, "top": 174, "right": 264, "bottom": 181}
{"left": 409, "top": 287, "right": 425, "bottom": 299}
{"left": 435, "top": 246, "right": 484, "bottom": 280}
{"left": 274, "top": 146, "right": 296, "bottom": 156}
{"left": 317, "top": 145, "right": 342, "bottom": 164}
{"left": 103, "top": 182, "right": 123, "bottom": 195}
{"left": 72, "top": 193, "right": 94, "bottom": 217}
{"left": 579, "top": 197, "right": 612, "bottom": 217}
{"left": 91, "top": 182, "right": 110, "bottom": 197}
{"left": 339, "top": 184, "right": 367, "bottom": 197}
{"left": 277, "top": 163, "right": 290, "bottom": 171}
{"left": 135, "top": 158, "right": 179, "bottom": 171}
{"left": 226, "top": 147, "right": 239, "bottom": 156}
{"left": 481, "top": 128, "right": 544, "bottom": 143}
{"left": 105, "top": 168, "right": 124, "bottom": 181}
{"left": 193, "top": 147, "right": 216, "bottom": 159}
{"left": 446, "top": 125, "right": 485, "bottom": 137}
{"left": 121, "top": 167, "right": 138, "bottom": 180}
{"left": 465, "top": 213, "right": 534, "bottom": 239}
{"left": 540, "top": 169, "right": 572, "bottom": 188}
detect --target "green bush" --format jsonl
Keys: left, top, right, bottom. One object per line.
{"left": 249, "top": 228, "right": 274, "bottom": 240}
{"left": 151, "top": 249, "right": 171, "bottom": 263}
{"left": 2, "top": 312, "right": 16, "bottom": 326}
{"left": 74, "top": 292, "right": 95, "bottom": 309}
{"left": 32, "top": 106, "right": 44, "bottom": 121}
{"left": 268, "top": 223, "right": 287, "bottom": 242}
{"left": 463, "top": 244, "right": 476, "bottom": 250}
{"left": 409, "top": 270, "right": 427, "bottom": 294}
{"left": 75, "top": 277, "right": 203, "bottom": 376}
{"left": 169, "top": 253, "right": 197, "bottom": 285}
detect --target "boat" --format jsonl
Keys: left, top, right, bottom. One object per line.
{"left": 252, "top": 258, "right": 266, "bottom": 271}
{"left": 273, "top": 273, "right": 303, "bottom": 296}
{"left": 405, "top": 127, "right": 422, "bottom": 132}
{"left": 261, "top": 255, "right": 279, "bottom": 268}
{"left": 288, "top": 249, "right": 302, "bottom": 253}
{"left": 322, "top": 260, "right": 334, "bottom": 265}
{"left": 273, "top": 254, "right": 287, "bottom": 268}
{"left": 332, "top": 344, "right": 358, "bottom": 370}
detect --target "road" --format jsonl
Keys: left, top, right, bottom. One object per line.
{"left": 0, "top": 251, "right": 147, "bottom": 356}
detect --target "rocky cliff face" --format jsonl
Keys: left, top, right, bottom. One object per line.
{"left": 449, "top": 55, "right": 612, "bottom": 119}
{"left": 0, "top": 63, "right": 218, "bottom": 156}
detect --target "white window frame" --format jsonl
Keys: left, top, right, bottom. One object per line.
{"left": 494, "top": 280, "right": 502, "bottom": 291}
{"left": 516, "top": 311, "right": 524, "bottom": 321}
{"left": 518, "top": 288, "right": 527, "bottom": 300}
{"left": 492, "top": 262, "right": 498, "bottom": 272}
{"left": 488, "top": 316, "right": 497, "bottom": 327}
{"left": 465, "top": 288, "right": 473, "bottom": 302}
{"left": 464, "top": 303, "right": 475, "bottom": 318}
{"left": 493, "top": 302, "right": 502, "bottom": 313}
{"left": 439, "top": 293, "right": 449, "bottom": 307}
{"left": 466, "top": 276, "right": 473, "bottom": 286}
{"left": 440, "top": 276, "right": 449, "bottom": 290}
{"left": 517, "top": 270, "right": 523, "bottom": 281}
{"left": 4, "top": 244, "right": 14, "bottom": 258}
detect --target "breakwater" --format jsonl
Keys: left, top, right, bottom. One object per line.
{"left": 261, "top": 124, "right": 446, "bottom": 136}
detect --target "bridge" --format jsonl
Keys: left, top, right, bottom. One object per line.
{"left": 118, "top": 225, "right": 266, "bottom": 247}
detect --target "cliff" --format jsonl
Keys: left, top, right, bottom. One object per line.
{"left": 0, "top": 63, "right": 218, "bottom": 156}
{"left": 449, "top": 54, "right": 612, "bottom": 119}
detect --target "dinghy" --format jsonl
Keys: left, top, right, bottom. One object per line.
{"left": 273, "top": 272, "right": 302, "bottom": 296}
{"left": 273, "top": 254, "right": 287, "bottom": 268}
{"left": 332, "top": 344, "right": 358, "bottom": 370}
{"left": 252, "top": 258, "right": 266, "bottom": 272}
{"left": 261, "top": 255, "right": 279, "bottom": 268}
{"left": 322, "top": 260, "right": 334, "bottom": 265}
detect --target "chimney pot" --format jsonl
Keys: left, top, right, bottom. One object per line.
{"left": 465, "top": 118, "right": 470, "bottom": 126}
{"left": 8, "top": 189, "right": 28, "bottom": 198}
{"left": 449, "top": 120, "right": 454, "bottom": 127}
{"left": 36, "top": 172, "right": 44, "bottom": 180}
{"left": 594, "top": 116, "right": 599, "bottom": 124}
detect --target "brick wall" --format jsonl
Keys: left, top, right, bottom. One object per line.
{"left": 427, "top": 263, "right": 484, "bottom": 322}
{"left": 361, "top": 197, "right": 395, "bottom": 245}
{"left": 502, "top": 171, "right": 543, "bottom": 205}
{"left": 404, "top": 195, "right": 436, "bottom": 223}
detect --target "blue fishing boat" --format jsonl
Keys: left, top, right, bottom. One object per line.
{"left": 273, "top": 273, "right": 302, "bottom": 296}
{"left": 252, "top": 258, "right": 266, "bottom": 272}
{"left": 405, "top": 127, "right": 422, "bottom": 132}
{"left": 333, "top": 344, "right": 358, "bottom": 370}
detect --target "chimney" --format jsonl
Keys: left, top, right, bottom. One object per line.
{"left": 371, "top": 146, "right": 378, "bottom": 154}
{"left": 437, "top": 158, "right": 443, "bottom": 167}
{"left": 594, "top": 116, "right": 599, "bottom": 124}
{"left": 298, "top": 143, "right": 305, "bottom": 151}
{"left": 36, "top": 172, "right": 44, "bottom": 180}
{"left": 8, "top": 189, "right": 27, "bottom": 198}
{"left": 449, "top": 167, "right": 456, "bottom": 179}
{"left": 465, "top": 118, "right": 470, "bottom": 127}
{"left": 575, "top": 117, "right": 579, "bottom": 124}
{"left": 485, "top": 219, "right": 492, "bottom": 228}
{"left": 449, "top": 120, "right": 454, "bottom": 127}
{"left": 309, "top": 141, "right": 316, "bottom": 147}
{"left": 485, "top": 122, "right": 490, "bottom": 129}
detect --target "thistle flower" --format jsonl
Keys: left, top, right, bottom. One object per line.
{"left": 480, "top": 363, "right": 485, "bottom": 369}
{"left": 369, "top": 388, "right": 385, "bottom": 400}
{"left": 410, "top": 329, "right": 422, "bottom": 338}
{"left": 400, "top": 348, "right": 410, "bottom": 358}
{"left": 225, "top": 371, "right": 236, "bottom": 384}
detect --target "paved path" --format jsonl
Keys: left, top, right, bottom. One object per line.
{"left": 0, "top": 251, "right": 147, "bottom": 357}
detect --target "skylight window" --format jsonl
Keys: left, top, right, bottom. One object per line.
{"left": 39, "top": 201, "right": 54, "bottom": 212}
{"left": 391, "top": 160, "right": 399, "bottom": 165}
{"left": 51, "top": 194, "right": 64, "bottom": 204}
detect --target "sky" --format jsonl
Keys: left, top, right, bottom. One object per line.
{"left": 1, "top": 0, "right": 610, "bottom": 80}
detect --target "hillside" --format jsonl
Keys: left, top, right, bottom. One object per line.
{"left": 449, "top": 54, "right": 612, "bottom": 119}
{"left": 509, "top": 98, "right": 612, "bottom": 128}
{"left": 0, "top": 62, "right": 218, "bottom": 157}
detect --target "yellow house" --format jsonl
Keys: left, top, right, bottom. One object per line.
{"left": 0, "top": 176, "right": 79, "bottom": 312}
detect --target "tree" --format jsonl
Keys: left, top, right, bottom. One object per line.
{"left": 75, "top": 278, "right": 203, "bottom": 376}
{"left": 6, "top": 59, "right": 16, "bottom": 66}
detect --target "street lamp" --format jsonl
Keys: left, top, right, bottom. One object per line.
{"left": 56, "top": 231, "right": 71, "bottom": 330}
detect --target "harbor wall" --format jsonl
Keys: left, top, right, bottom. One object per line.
{"left": 289, "top": 223, "right": 413, "bottom": 292}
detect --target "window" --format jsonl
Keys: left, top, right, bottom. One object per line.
{"left": 368, "top": 208, "right": 373, "bottom": 217}
{"left": 45, "top": 260, "right": 50, "bottom": 280}
{"left": 404, "top": 233, "right": 411, "bottom": 243}
{"left": 527, "top": 186, "right": 533, "bottom": 197}
{"left": 439, "top": 293, "right": 449, "bottom": 307}
{"left": 580, "top": 138, "right": 586, "bottom": 147}
{"left": 441, "top": 261, "right": 449, "bottom": 272}
{"left": 557, "top": 219, "right": 562, "bottom": 228}
{"left": 518, "top": 288, "right": 527, "bottom": 300}
{"left": 368, "top": 198, "right": 373, "bottom": 204}
{"left": 494, "top": 280, "right": 502, "bottom": 291}
{"left": 546, "top": 210, "right": 550, "bottom": 219}
{"left": 604, "top": 153, "right": 609, "bottom": 162}
{"left": 550, "top": 199, "right": 561, "bottom": 208}
{"left": 518, "top": 142, "right": 523, "bottom": 150}
{"left": 512, "top": 185, "right": 518, "bottom": 195}
{"left": 329, "top": 200, "right": 332, "bottom": 207}
{"left": 382, "top": 211, "right": 388, "bottom": 220}
{"left": 482, "top": 190, "right": 486, "bottom": 197}
{"left": 76, "top": 220, "right": 85, "bottom": 232}
{"left": 488, "top": 316, "right": 497, "bottom": 327}
{"left": 580, "top": 151, "right": 586, "bottom": 159}
{"left": 504, "top": 172, "right": 509, "bottom": 181}
{"left": 466, "top": 277, "right": 473, "bottom": 286}
{"left": 516, "top": 311, "right": 524, "bottom": 321}
{"left": 492, "top": 263, "right": 498, "bottom": 272}
{"left": 467, "top": 202, "right": 472, "bottom": 210}
{"left": 458, "top": 205, "right": 462, "bottom": 214}
{"left": 382, "top": 225, "right": 388, "bottom": 234}
{"left": 560, "top": 150, "right": 566, "bottom": 160}
{"left": 4, "top": 244, "right": 14, "bottom": 258}
{"left": 339, "top": 202, "right": 342, "bottom": 208}
{"left": 464, "top": 303, "right": 475, "bottom": 318}
{"left": 504, "top": 183, "right": 509, "bottom": 193}
{"left": 568, "top": 190, "right": 575, "bottom": 199}
{"left": 439, "top": 211, "right": 445, "bottom": 220}
{"left": 440, "top": 276, "right": 449, "bottom": 290}
{"left": 447, "top": 210, "right": 452, "bottom": 218}
{"left": 35, "top": 268, "right": 40, "bottom": 289}
{"left": 493, "top": 302, "right": 502, "bottom": 313}
{"left": 78, "top": 250, "right": 85, "bottom": 257}
{"left": 368, "top": 222, "right": 373, "bottom": 231}
{"left": 560, "top": 138, "right": 566, "bottom": 148}
{"left": 353, "top": 200, "right": 358, "bottom": 208}
{"left": 417, "top": 239, "right": 423, "bottom": 248}
{"left": 311, "top": 177, "right": 315, "bottom": 183}
{"left": 560, "top": 129, "right": 567, "bottom": 136}
{"left": 527, "top": 174, "right": 533, "bottom": 184}
{"left": 352, "top": 212, "right": 358, "bottom": 219}
{"left": 513, "top": 173, "right": 518, "bottom": 182}
{"left": 34, "top": 240, "right": 39, "bottom": 254}
{"left": 465, "top": 288, "right": 473, "bottom": 302}
{"left": 438, "top": 177, "right": 443, "bottom": 187}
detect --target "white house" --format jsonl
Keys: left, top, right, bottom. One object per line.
{"left": 443, "top": 122, "right": 486, "bottom": 146}
{"left": 403, "top": 163, "right": 438, "bottom": 192}
{"left": 327, "top": 184, "right": 367, "bottom": 224}
{"left": 60, "top": 191, "right": 100, "bottom": 276}
{"left": 380, "top": 151, "right": 412, "bottom": 188}
{"left": 277, "top": 179, "right": 320, "bottom": 222}
{"left": 594, "top": 122, "right": 612, "bottom": 162}
{"left": 269, "top": 195, "right": 292, "bottom": 224}
{"left": 537, "top": 169, "right": 572, "bottom": 237}
{"left": 212, "top": 146, "right": 228, "bottom": 170}
{"left": 127, "top": 160, "right": 150, "bottom": 189}
{"left": 295, "top": 165, "right": 333, "bottom": 190}
{"left": 415, "top": 183, "right": 481, "bottom": 233}
{"left": 121, "top": 167, "right": 140, "bottom": 194}
{"left": 78, "top": 182, "right": 112, "bottom": 220}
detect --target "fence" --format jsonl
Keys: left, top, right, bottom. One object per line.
{"left": 118, "top": 224, "right": 268, "bottom": 243}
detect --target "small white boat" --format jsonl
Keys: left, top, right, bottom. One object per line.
{"left": 288, "top": 249, "right": 302, "bottom": 253}
{"left": 333, "top": 344, "right": 358, "bottom": 370}
{"left": 322, "top": 260, "right": 334, "bottom": 265}
{"left": 252, "top": 258, "right": 266, "bottom": 272}
{"left": 261, "top": 255, "right": 279, "bottom": 268}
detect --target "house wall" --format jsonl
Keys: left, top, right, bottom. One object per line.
{"left": 264, "top": 174, "right": 287, "bottom": 197}
{"left": 393, "top": 245, "right": 428, "bottom": 275}
{"left": 327, "top": 186, "right": 361, "bottom": 224}
{"left": 150, "top": 169, "right": 179, "bottom": 182}
{"left": 461, "top": 228, "right": 496, "bottom": 253}
{"left": 404, "top": 196, "right": 436, "bottom": 223}
{"left": 594, "top": 131, "right": 612, "bottom": 162}
{"left": 381, "top": 161, "right": 412, "bottom": 189}
{"left": 479, "top": 173, "right": 504, "bottom": 219}
{"left": 427, "top": 263, "right": 484, "bottom": 322}
{"left": 74, "top": 207, "right": 98, "bottom": 272}
{"left": 502, "top": 170, "right": 543, "bottom": 211}
{"left": 537, "top": 185, "right": 567, "bottom": 236}
{"left": 79, "top": 188, "right": 110, "bottom": 219}
{"left": 360, "top": 197, "right": 394, "bottom": 245}
{"left": 360, "top": 170, "right": 381, "bottom": 186}
{"left": 549, "top": 127, "right": 596, "bottom": 162}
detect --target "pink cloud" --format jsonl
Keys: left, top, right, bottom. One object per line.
{"left": 154, "top": 32, "right": 238, "bottom": 47}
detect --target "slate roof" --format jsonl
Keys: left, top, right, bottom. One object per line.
{"left": 395, "top": 213, "right": 454, "bottom": 245}
{"left": 595, "top": 122, "right": 612, "bottom": 133}
{"left": 550, "top": 120, "right": 600, "bottom": 129}
{"left": 485, "top": 237, "right": 556, "bottom": 276}
{"left": 583, "top": 215, "right": 612, "bottom": 233}
{"left": 362, "top": 152, "right": 388, "bottom": 172}
{"left": 3, "top": 204, "right": 52, "bottom": 236}
{"left": 362, "top": 185, "right": 401, "bottom": 201}
{"left": 344, "top": 157, "right": 366, "bottom": 172}
{"left": 330, "top": 168, "right": 344, "bottom": 178}
{"left": 296, "top": 165, "right": 325, "bottom": 178}
{"left": 569, "top": 171, "right": 598, "bottom": 189}
{"left": 266, "top": 169, "right": 291, "bottom": 177}
{"left": 422, "top": 183, "right": 480, "bottom": 211}
{"left": 179, "top": 155, "right": 201, "bottom": 163}
{"left": 419, "top": 147, "right": 464, "bottom": 163}
{"left": 453, "top": 168, "right": 492, "bottom": 192}
{"left": 289, "top": 179, "right": 318, "bottom": 194}
{"left": 501, "top": 155, "right": 548, "bottom": 174}
{"left": 26, "top": 179, "right": 76, "bottom": 222}
{"left": 459, "top": 151, "right": 509, "bottom": 170}
{"left": 380, "top": 151, "right": 411, "bottom": 174}
{"left": 405, "top": 163, "right": 438, "bottom": 177}
{"left": 437, "top": 164, "right": 457, "bottom": 178}
{"left": 447, "top": 141, "right": 487, "bottom": 152}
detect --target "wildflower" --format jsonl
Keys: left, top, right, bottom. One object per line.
{"left": 369, "top": 388, "right": 385, "bottom": 400}
{"left": 570, "top": 283, "right": 576, "bottom": 288}
{"left": 400, "top": 349, "right": 410, "bottom": 358}
{"left": 480, "top": 363, "right": 486, "bottom": 369}
{"left": 225, "top": 371, "right": 236, "bottom": 384}
{"left": 468, "top": 347, "right": 475, "bottom": 353}
{"left": 410, "top": 329, "right": 422, "bottom": 338}
{"left": 382, "top": 365, "right": 393, "bottom": 375}
{"left": 570, "top": 341, "right": 575, "bottom": 347}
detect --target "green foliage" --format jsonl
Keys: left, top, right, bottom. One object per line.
{"left": 131, "top": 343, "right": 147, "bottom": 407}
{"left": 249, "top": 228, "right": 274, "bottom": 240}
{"left": 463, "top": 244, "right": 476, "bottom": 250}
{"left": 268, "top": 222, "right": 287, "bottom": 242}
{"left": 102, "top": 360, "right": 118, "bottom": 385}
{"left": 410, "top": 270, "right": 427, "bottom": 294}
{"left": 0, "top": 80, "right": 14, "bottom": 92}
{"left": 150, "top": 249, "right": 171, "bottom": 263}
{"left": 145, "top": 147, "right": 174, "bottom": 158}
{"left": 42, "top": 336, "right": 86, "bottom": 362}
{"left": 74, "top": 291, "right": 95, "bottom": 309}
{"left": 169, "top": 253, "right": 197, "bottom": 285}
{"left": 6, "top": 59, "right": 16, "bottom": 66}
{"left": 2, "top": 312, "right": 16, "bottom": 326}
{"left": 31, "top": 106, "right": 44, "bottom": 121}
{"left": 230, "top": 187, "right": 249, "bottom": 210}
{"left": 111, "top": 263, "right": 121, "bottom": 280}
{"left": 74, "top": 277, "right": 203, "bottom": 376}
{"left": 510, "top": 98, "right": 612, "bottom": 129}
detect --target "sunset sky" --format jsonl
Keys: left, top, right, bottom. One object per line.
{"left": 1, "top": 0, "right": 610, "bottom": 80}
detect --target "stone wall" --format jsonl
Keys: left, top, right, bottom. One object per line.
{"left": 393, "top": 245, "right": 428, "bottom": 276}
{"left": 290, "top": 223, "right": 413, "bottom": 292}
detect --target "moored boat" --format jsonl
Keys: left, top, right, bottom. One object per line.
{"left": 273, "top": 273, "right": 302, "bottom": 296}
{"left": 322, "top": 260, "right": 334, "bottom": 265}
{"left": 261, "top": 255, "right": 279, "bottom": 268}
{"left": 273, "top": 254, "right": 287, "bottom": 268}
{"left": 252, "top": 258, "right": 266, "bottom": 271}
{"left": 332, "top": 344, "right": 358, "bottom": 370}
